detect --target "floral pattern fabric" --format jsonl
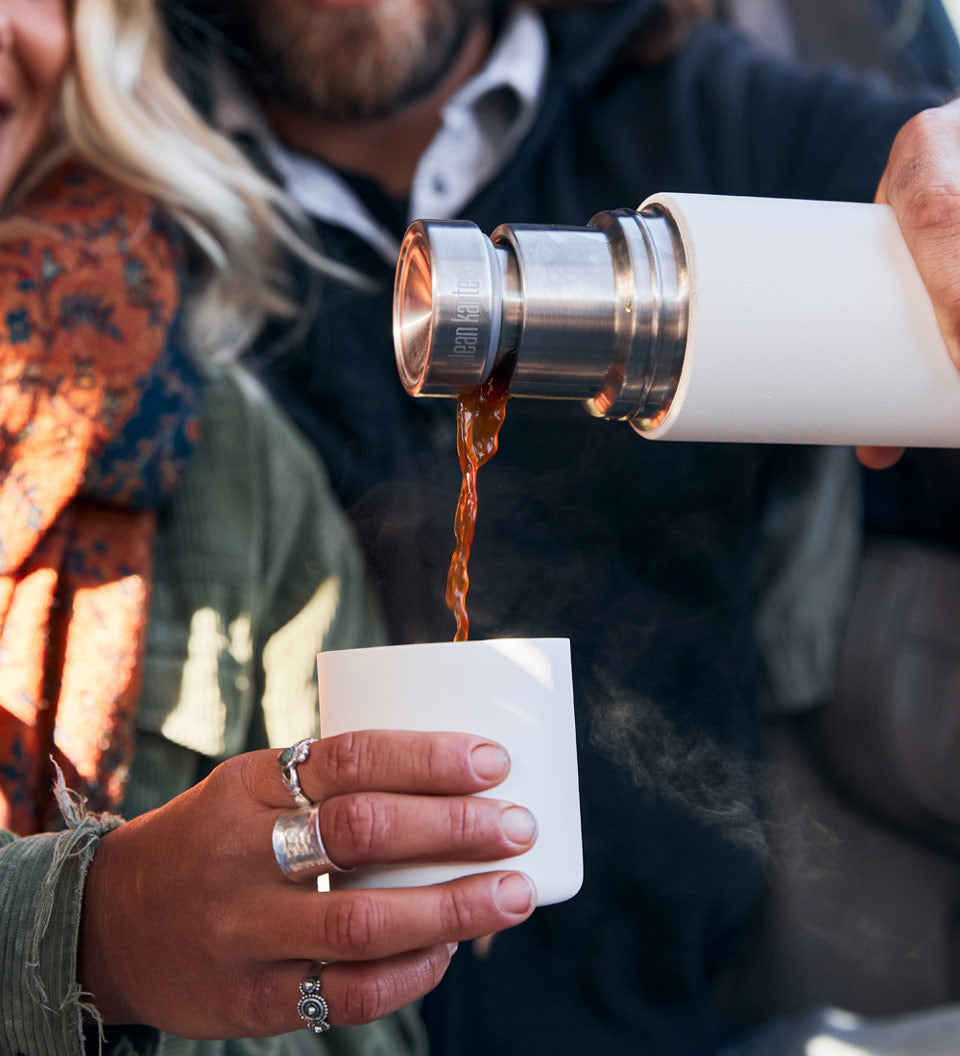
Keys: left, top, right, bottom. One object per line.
{"left": 0, "top": 161, "right": 201, "bottom": 835}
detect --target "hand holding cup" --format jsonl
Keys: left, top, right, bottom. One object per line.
{"left": 78, "top": 730, "right": 537, "bottom": 1038}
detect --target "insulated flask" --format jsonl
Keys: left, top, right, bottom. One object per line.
{"left": 393, "top": 193, "right": 960, "bottom": 446}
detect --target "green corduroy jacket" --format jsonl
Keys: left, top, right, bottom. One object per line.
{"left": 0, "top": 366, "right": 426, "bottom": 1056}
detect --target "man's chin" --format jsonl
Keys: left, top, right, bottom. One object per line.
{"left": 255, "top": 4, "right": 483, "bottom": 123}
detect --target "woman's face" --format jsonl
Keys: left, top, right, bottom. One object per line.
{"left": 0, "top": 0, "right": 70, "bottom": 200}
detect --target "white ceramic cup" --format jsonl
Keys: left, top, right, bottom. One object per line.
{"left": 316, "top": 637, "right": 582, "bottom": 906}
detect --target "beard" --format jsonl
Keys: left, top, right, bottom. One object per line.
{"left": 212, "top": 0, "right": 498, "bottom": 121}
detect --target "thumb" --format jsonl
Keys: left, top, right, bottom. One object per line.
{"left": 877, "top": 97, "right": 960, "bottom": 370}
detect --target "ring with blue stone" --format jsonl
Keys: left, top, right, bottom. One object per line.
{"left": 298, "top": 975, "right": 331, "bottom": 1033}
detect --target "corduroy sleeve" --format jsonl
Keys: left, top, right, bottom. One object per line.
{"left": 0, "top": 796, "right": 159, "bottom": 1056}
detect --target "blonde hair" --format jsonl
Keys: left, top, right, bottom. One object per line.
{"left": 26, "top": 0, "right": 338, "bottom": 360}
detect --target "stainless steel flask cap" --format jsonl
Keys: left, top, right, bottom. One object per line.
{"left": 393, "top": 219, "right": 505, "bottom": 396}
{"left": 392, "top": 207, "right": 690, "bottom": 427}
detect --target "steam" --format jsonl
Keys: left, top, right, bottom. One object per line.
{"left": 588, "top": 688, "right": 770, "bottom": 859}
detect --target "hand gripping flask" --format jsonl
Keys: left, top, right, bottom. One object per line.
{"left": 393, "top": 193, "right": 960, "bottom": 447}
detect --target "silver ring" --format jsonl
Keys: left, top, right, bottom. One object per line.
{"left": 278, "top": 738, "right": 317, "bottom": 808}
{"left": 298, "top": 974, "right": 330, "bottom": 1034}
{"left": 272, "top": 804, "right": 352, "bottom": 883}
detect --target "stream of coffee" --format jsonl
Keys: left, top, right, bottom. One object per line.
{"left": 445, "top": 358, "right": 514, "bottom": 641}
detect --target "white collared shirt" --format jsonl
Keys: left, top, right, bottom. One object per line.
{"left": 214, "top": 4, "right": 549, "bottom": 265}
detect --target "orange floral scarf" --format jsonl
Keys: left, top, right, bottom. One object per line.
{"left": 0, "top": 161, "right": 201, "bottom": 835}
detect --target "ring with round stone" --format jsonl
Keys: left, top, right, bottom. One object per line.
{"left": 277, "top": 738, "right": 317, "bottom": 808}
{"left": 298, "top": 974, "right": 331, "bottom": 1034}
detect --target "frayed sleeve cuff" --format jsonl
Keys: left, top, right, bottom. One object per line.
{"left": 0, "top": 789, "right": 158, "bottom": 1056}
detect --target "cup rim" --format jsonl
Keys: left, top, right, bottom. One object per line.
{"left": 317, "top": 637, "right": 571, "bottom": 661}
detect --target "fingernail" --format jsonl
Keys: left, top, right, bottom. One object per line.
{"left": 496, "top": 873, "right": 535, "bottom": 915}
{"left": 446, "top": 942, "right": 459, "bottom": 956}
{"left": 500, "top": 806, "right": 537, "bottom": 845}
{"left": 471, "top": 743, "right": 509, "bottom": 782}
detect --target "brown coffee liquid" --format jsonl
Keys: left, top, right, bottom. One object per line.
{"left": 446, "top": 359, "right": 513, "bottom": 641}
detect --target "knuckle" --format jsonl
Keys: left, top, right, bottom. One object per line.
{"left": 397, "top": 732, "right": 460, "bottom": 791}
{"left": 322, "top": 731, "right": 373, "bottom": 789}
{"left": 338, "top": 972, "right": 395, "bottom": 1024}
{"left": 327, "top": 894, "right": 386, "bottom": 957}
{"left": 447, "top": 797, "right": 484, "bottom": 846}
{"left": 202, "top": 755, "right": 240, "bottom": 801}
{"left": 887, "top": 110, "right": 960, "bottom": 214}
{"left": 418, "top": 945, "right": 452, "bottom": 991}
{"left": 231, "top": 753, "right": 262, "bottom": 803}
{"left": 202, "top": 820, "right": 249, "bottom": 875}
{"left": 418, "top": 734, "right": 445, "bottom": 785}
{"left": 225, "top": 966, "right": 276, "bottom": 1036}
{"left": 438, "top": 883, "right": 483, "bottom": 937}
{"left": 205, "top": 752, "right": 270, "bottom": 813}
{"left": 328, "top": 793, "right": 391, "bottom": 861}
{"left": 902, "top": 181, "right": 960, "bottom": 236}
{"left": 199, "top": 896, "right": 246, "bottom": 952}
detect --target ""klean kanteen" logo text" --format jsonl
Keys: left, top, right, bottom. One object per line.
{"left": 453, "top": 265, "right": 482, "bottom": 357}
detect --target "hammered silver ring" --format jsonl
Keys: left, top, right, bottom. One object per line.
{"left": 278, "top": 738, "right": 317, "bottom": 808}
{"left": 298, "top": 974, "right": 331, "bottom": 1034}
{"left": 272, "top": 803, "right": 352, "bottom": 883}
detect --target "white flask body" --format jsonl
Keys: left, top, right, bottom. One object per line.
{"left": 639, "top": 193, "right": 959, "bottom": 447}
